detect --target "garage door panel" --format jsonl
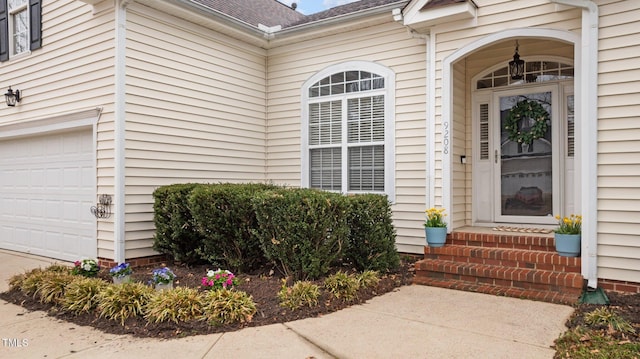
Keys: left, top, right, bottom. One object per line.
{"left": 0, "top": 129, "right": 96, "bottom": 261}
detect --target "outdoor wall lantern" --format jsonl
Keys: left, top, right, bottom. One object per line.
{"left": 509, "top": 41, "right": 525, "bottom": 80}
{"left": 5, "top": 87, "right": 21, "bottom": 107}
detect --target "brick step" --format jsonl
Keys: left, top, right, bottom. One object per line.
{"left": 414, "top": 259, "right": 583, "bottom": 292}
{"left": 448, "top": 231, "right": 556, "bottom": 252}
{"left": 412, "top": 277, "right": 580, "bottom": 305}
{"left": 424, "top": 245, "right": 581, "bottom": 273}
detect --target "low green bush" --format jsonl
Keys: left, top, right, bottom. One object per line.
{"left": 278, "top": 280, "right": 321, "bottom": 310}
{"left": 153, "top": 183, "right": 204, "bottom": 264}
{"left": 35, "top": 271, "right": 76, "bottom": 304}
{"left": 324, "top": 271, "right": 360, "bottom": 302}
{"left": 189, "top": 183, "right": 276, "bottom": 271}
{"left": 202, "top": 289, "right": 257, "bottom": 326}
{"left": 252, "top": 188, "right": 349, "bottom": 280}
{"left": 345, "top": 194, "right": 399, "bottom": 272}
{"left": 145, "top": 287, "right": 204, "bottom": 324}
{"left": 97, "top": 282, "right": 154, "bottom": 325}
{"left": 61, "top": 277, "right": 108, "bottom": 314}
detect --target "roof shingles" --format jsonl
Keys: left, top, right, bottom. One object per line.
{"left": 190, "top": 0, "right": 409, "bottom": 29}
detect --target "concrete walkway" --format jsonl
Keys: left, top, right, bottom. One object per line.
{"left": 0, "top": 249, "right": 574, "bottom": 358}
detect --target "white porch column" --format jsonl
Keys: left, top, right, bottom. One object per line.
{"left": 550, "top": 0, "right": 599, "bottom": 290}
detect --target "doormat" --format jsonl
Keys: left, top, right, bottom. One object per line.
{"left": 492, "top": 226, "right": 553, "bottom": 234}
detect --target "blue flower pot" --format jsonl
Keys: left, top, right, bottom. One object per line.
{"left": 554, "top": 233, "right": 581, "bottom": 257}
{"left": 425, "top": 227, "right": 447, "bottom": 247}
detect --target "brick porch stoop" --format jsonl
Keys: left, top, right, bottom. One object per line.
{"left": 413, "top": 231, "right": 583, "bottom": 305}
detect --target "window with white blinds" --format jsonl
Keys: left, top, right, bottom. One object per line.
{"left": 303, "top": 63, "right": 394, "bottom": 198}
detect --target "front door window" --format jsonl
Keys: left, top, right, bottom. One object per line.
{"left": 498, "top": 91, "right": 553, "bottom": 218}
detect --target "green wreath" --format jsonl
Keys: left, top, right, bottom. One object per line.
{"left": 504, "top": 100, "right": 550, "bottom": 145}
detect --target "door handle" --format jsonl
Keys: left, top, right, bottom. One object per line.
{"left": 495, "top": 149, "right": 498, "bottom": 164}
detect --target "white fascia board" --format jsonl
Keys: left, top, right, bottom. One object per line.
{"left": 404, "top": 2, "right": 477, "bottom": 27}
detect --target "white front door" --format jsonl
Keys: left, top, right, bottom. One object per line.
{"left": 473, "top": 82, "right": 573, "bottom": 226}
{"left": 494, "top": 86, "right": 559, "bottom": 225}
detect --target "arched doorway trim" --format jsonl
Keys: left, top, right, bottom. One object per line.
{"left": 441, "top": 28, "right": 580, "bottom": 231}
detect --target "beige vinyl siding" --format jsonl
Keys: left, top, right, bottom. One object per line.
{"left": 0, "top": 0, "right": 116, "bottom": 259}
{"left": 123, "top": 4, "right": 267, "bottom": 258}
{"left": 594, "top": 0, "right": 640, "bottom": 283}
{"left": 266, "top": 19, "right": 428, "bottom": 253}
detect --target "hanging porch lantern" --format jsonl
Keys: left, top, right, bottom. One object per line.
{"left": 509, "top": 41, "right": 525, "bottom": 80}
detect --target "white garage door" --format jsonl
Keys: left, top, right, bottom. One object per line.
{"left": 0, "top": 129, "right": 95, "bottom": 261}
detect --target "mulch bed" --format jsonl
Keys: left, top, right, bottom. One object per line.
{"left": 564, "top": 291, "right": 640, "bottom": 341}
{"left": 0, "top": 260, "right": 416, "bottom": 339}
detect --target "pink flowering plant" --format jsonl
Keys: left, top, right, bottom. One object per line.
{"left": 72, "top": 259, "right": 100, "bottom": 277}
{"left": 201, "top": 269, "right": 238, "bottom": 290}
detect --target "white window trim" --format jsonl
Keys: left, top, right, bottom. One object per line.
{"left": 8, "top": 0, "right": 30, "bottom": 58}
{"left": 301, "top": 61, "right": 396, "bottom": 202}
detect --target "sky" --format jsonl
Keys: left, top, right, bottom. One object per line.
{"left": 277, "top": 0, "right": 360, "bottom": 15}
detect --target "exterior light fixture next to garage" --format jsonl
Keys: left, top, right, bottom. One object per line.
{"left": 5, "top": 87, "right": 20, "bottom": 106}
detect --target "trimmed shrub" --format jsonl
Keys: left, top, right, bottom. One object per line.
{"left": 324, "top": 271, "right": 360, "bottom": 302}
{"left": 344, "top": 194, "right": 400, "bottom": 272}
{"left": 153, "top": 183, "right": 204, "bottom": 264}
{"left": 62, "top": 277, "right": 108, "bottom": 314}
{"left": 189, "top": 183, "right": 276, "bottom": 271}
{"left": 278, "top": 280, "right": 321, "bottom": 310}
{"left": 145, "top": 287, "right": 204, "bottom": 324}
{"left": 252, "top": 188, "right": 349, "bottom": 280}
{"left": 201, "top": 289, "right": 257, "bottom": 326}
{"left": 97, "top": 282, "right": 154, "bottom": 325}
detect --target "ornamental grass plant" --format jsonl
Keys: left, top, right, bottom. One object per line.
{"left": 34, "top": 271, "right": 76, "bottom": 304}
{"left": 202, "top": 289, "right": 257, "bottom": 326}
{"left": 278, "top": 280, "right": 320, "bottom": 310}
{"left": 324, "top": 271, "right": 360, "bottom": 302}
{"left": 61, "top": 277, "right": 108, "bottom": 314}
{"left": 97, "top": 282, "right": 154, "bottom": 325}
{"left": 145, "top": 287, "right": 204, "bottom": 324}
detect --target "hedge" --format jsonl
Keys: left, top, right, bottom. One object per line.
{"left": 252, "top": 188, "right": 349, "bottom": 280}
{"left": 152, "top": 183, "right": 204, "bottom": 264}
{"left": 152, "top": 183, "right": 400, "bottom": 277}
{"left": 189, "top": 183, "right": 277, "bottom": 272}
{"left": 344, "top": 194, "right": 400, "bottom": 272}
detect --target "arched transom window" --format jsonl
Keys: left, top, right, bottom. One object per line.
{"left": 476, "top": 60, "right": 574, "bottom": 89}
{"left": 302, "top": 62, "right": 395, "bottom": 200}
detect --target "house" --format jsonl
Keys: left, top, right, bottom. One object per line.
{"left": 0, "top": 0, "right": 638, "bottom": 298}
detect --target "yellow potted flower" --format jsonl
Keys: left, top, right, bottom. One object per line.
{"left": 554, "top": 214, "right": 581, "bottom": 257}
{"left": 424, "top": 208, "right": 447, "bottom": 247}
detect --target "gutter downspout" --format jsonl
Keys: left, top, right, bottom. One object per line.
{"left": 550, "top": 0, "right": 599, "bottom": 290}
{"left": 114, "top": 0, "right": 129, "bottom": 264}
